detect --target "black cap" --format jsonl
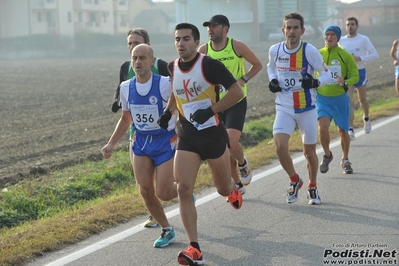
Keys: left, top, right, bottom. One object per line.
{"left": 203, "top": 14, "right": 230, "bottom": 27}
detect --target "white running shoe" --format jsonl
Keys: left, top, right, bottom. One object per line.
{"left": 239, "top": 157, "right": 252, "bottom": 186}
{"left": 364, "top": 117, "right": 371, "bottom": 134}
{"left": 348, "top": 128, "right": 356, "bottom": 141}
{"left": 307, "top": 187, "right": 321, "bottom": 205}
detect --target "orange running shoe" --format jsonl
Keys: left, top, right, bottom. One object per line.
{"left": 177, "top": 245, "right": 203, "bottom": 265}
{"left": 227, "top": 187, "right": 242, "bottom": 209}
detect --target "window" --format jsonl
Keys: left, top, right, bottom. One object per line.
{"left": 38, "top": 12, "right": 42, "bottom": 22}
{"left": 120, "top": 14, "right": 127, "bottom": 26}
{"left": 46, "top": 11, "right": 52, "bottom": 23}
{"left": 90, "top": 12, "right": 96, "bottom": 22}
{"left": 94, "top": 0, "right": 99, "bottom": 4}
{"left": 84, "top": 0, "right": 92, "bottom": 4}
{"left": 46, "top": 11, "right": 54, "bottom": 27}
{"left": 68, "top": 11, "right": 72, "bottom": 23}
{"left": 102, "top": 12, "right": 107, "bottom": 23}
{"left": 78, "top": 12, "right": 82, "bottom": 23}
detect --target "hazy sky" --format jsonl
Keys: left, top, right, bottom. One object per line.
{"left": 150, "top": 0, "right": 378, "bottom": 1}
{"left": 339, "top": 0, "right": 360, "bottom": 3}
{"left": 151, "top": 0, "right": 361, "bottom": 2}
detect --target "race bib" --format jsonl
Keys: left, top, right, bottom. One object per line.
{"left": 280, "top": 71, "right": 303, "bottom": 92}
{"left": 131, "top": 104, "right": 160, "bottom": 131}
{"left": 328, "top": 65, "right": 342, "bottom": 84}
{"left": 182, "top": 98, "right": 216, "bottom": 131}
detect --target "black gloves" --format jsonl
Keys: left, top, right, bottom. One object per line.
{"left": 111, "top": 101, "right": 121, "bottom": 113}
{"left": 269, "top": 79, "right": 282, "bottom": 93}
{"left": 300, "top": 73, "right": 320, "bottom": 90}
{"left": 191, "top": 107, "right": 214, "bottom": 124}
{"left": 111, "top": 86, "right": 122, "bottom": 113}
{"left": 157, "top": 108, "right": 172, "bottom": 129}
{"left": 342, "top": 81, "right": 349, "bottom": 92}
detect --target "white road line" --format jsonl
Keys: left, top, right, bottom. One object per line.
{"left": 45, "top": 114, "right": 399, "bottom": 266}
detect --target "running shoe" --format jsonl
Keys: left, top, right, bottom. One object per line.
{"left": 239, "top": 156, "right": 252, "bottom": 186}
{"left": 226, "top": 187, "right": 242, "bottom": 209}
{"left": 286, "top": 177, "right": 303, "bottom": 203}
{"left": 348, "top": 128, "right": 356, "bottom": 141}
{"left": 226, "top": 183, "right": 246, "bottom": 202}
{"left": 320, "top": 152, "right": 333, "bottom": 174}
{"left": 364, "top": 116, "right": 371, "bottom": 134}
{"left": 153, "top": 228, "right": 176, "bottom": 248}
{"left": 307, "top": 187, "right": 321, "bottom": 205}
{"left": 340, "top": 159, "right": 353, "bottom": 174}
{"left": 144, "top": 215, "right": 158, "bottom": 228}
{"left": 177, "top": 245, "right": 204, "bottom": 265}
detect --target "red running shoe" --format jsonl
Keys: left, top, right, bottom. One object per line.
{"left": 227, "top": 187, "right": 242, "bottom": 209}
{"left": 177, "top": 245, "right": 203, "bottom": 265}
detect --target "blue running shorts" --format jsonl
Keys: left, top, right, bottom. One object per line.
{"left": 316, "top": 93, "right": 350, "bottom": 132}
{"left": 354, "top": 68, "right": 367, "bottom": 88}
{"left": 132, "top": 130, "right": 176, "bottom": 166}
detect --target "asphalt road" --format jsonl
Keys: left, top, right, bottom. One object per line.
{"left": 27, "top": 115, "right": 399, "bottom": 266}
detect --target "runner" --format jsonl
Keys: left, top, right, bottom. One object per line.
{"left": 102, "top": 44, "right": 177, "bottom": 248}
{"left": 199, "top": 14, "right": 263, "bottom": 192}
{"left": 158, "top": 22, "right": 244, "bottom": 265}
{"left": 339, "top": 17, "right": 379, "bottom": 139}
{"left": 317, "top": 25, "right": 359, "bottom": 175}
{"left": 267, "top": 12, "right": 331, "bottom": 205}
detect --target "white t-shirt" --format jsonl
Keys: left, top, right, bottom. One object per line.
{"left": 339, "top": 33, "right": 379, "bottom": 70}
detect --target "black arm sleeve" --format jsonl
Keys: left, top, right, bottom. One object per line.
{"left": 157, "top": 59, "right": 170, "bottom": 77}
{"left": 202, "top": 56, "right": 237, "bottom": 89}
{"left": 167, "top": 61, "right": 174, "bottom": 77}
{"left": 111, "top": 61, "right": 130, "bottom": 113}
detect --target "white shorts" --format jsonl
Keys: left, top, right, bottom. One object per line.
{"left": 273, "top": 105, "right": 317, "bottom": 145}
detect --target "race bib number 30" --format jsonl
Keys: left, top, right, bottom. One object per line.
{"left": 182, "top": 98, "right": 216, "bottom": 131}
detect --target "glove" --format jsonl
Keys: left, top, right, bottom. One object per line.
{"left": 191, "top": 106, "right": 214, "bottom": 124}
{"left": 111, "top": 100, "right": 121, "bottom": 113}
{"left": 300, "top": 73, "right": 320, "bottom": 90}
{"left": 111, "top": 86, "right": 122, "bottom": 113}
{"left": 269, "top": 79, "right": 282, "bottom": 93}
{"left": 157, "top": 109, "right": 172, "bottom": 129}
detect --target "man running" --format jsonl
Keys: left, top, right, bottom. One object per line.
{"left": 317, "top": 25, "right": 359, "bottom": 175}
{"left": 199, "top": 15, "right": 263, "bottom": 193}
{"left": 339, "top": 17, "right": 379, "bottom": 140}
{"left": 267, "top": 12, "right": 331, "bottom": 205}
{"left": 102, "top": 44, "right": 177, "bottom": 248}
{"left": 389, "top": 38, "right": 399, "bottom": 97}
{"left": 158, "top": 22, "right": 243, "bottom": 265}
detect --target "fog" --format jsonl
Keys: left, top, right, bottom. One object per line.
{"left": 0, "top": 0, "right": 398, "bottom": 61}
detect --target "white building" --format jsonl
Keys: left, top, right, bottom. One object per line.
{"left": 0, "top": 0, "right": 130, "bottom": 38}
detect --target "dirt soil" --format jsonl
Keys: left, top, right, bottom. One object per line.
{"left": 0, "top": 37, "right": 395, "bottom": 187}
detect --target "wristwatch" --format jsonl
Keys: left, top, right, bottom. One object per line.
{"left": 241, "top": 75, "right": 249, "bottom": 83}
{"left": 343, "top": 81, "right": 348, "bottom": 87}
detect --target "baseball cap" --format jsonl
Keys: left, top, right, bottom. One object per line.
{"left": 203, "top": 14, "right": 230, "bottom": 27}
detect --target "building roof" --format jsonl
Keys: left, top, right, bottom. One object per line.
{"left": 338, "top": 0, "right": 399, "bottom": 9}
{"left": 134, "top": 8, "right": 171, "bottom": 22}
